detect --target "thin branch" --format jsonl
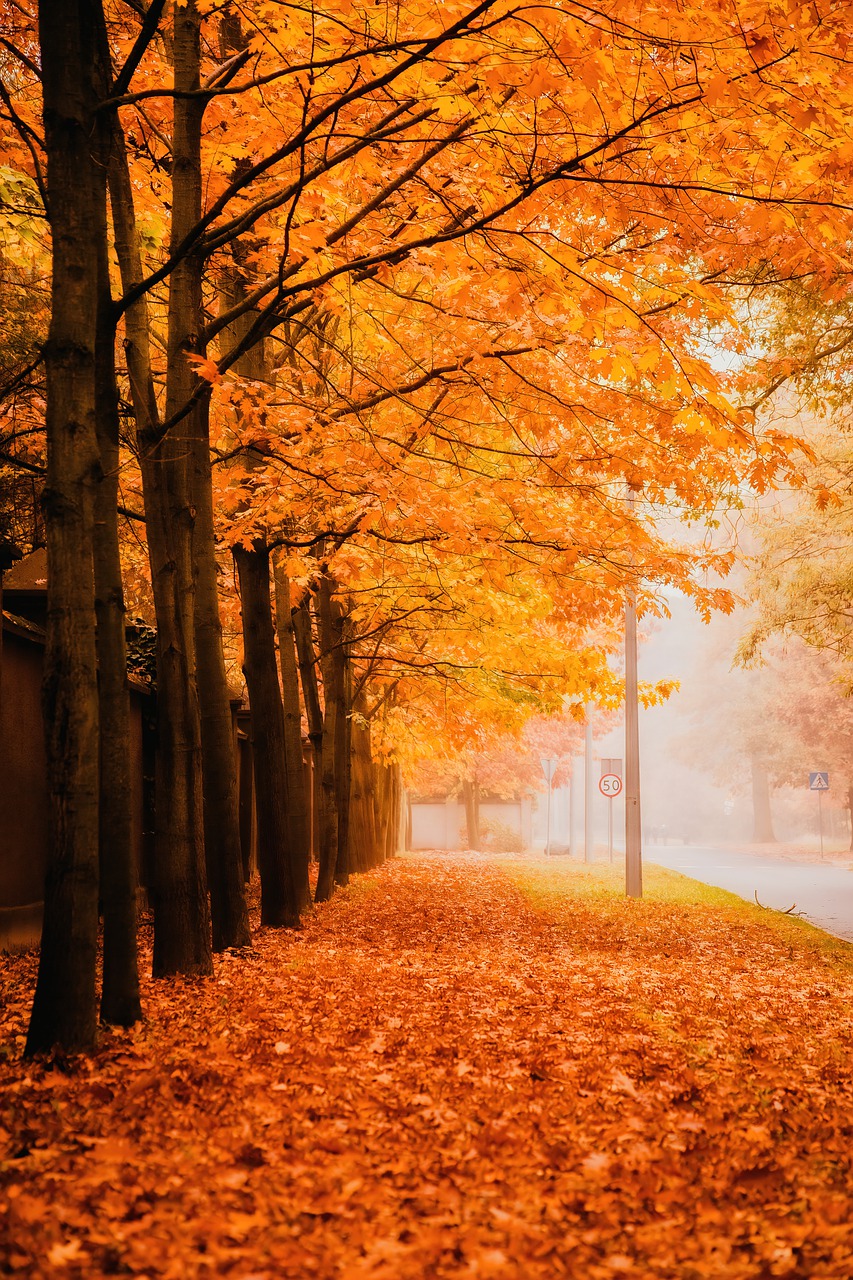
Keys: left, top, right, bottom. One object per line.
{"left": 110, "top": 0, "right": 168, "bottom": 99}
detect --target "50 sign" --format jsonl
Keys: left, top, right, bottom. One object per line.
{"left": 599, "top": 773, "right": 623, "bottom": 798}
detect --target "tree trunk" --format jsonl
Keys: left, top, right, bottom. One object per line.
{"left": 105, "top": 56, "right": 211, "bottom": 979}
{"left": 349, "top": 702, "right": 379, "bottom": 872}
{"left": 373, "top": 763, "right": 387, "bottom": 867}
{"left": 385, "top": 766, "right": 397, "bottom": 860}
{"left": 462, "top": 779, "right": 480, "bottom": 850}
{"left": 151, "top": 0, "right": 213, "bottom": 976}
{"left": 273, "top": 553, "right": 311, "bottom": 910}
{"left": 192, "top": 392, "right": 252, "bottom": 952}
{"left": 234, "top": 540, "right": 300, "bottom": 927}
{"left": 87, "top": 6, "right": 141, "bottom": 1026}
{"left": 179, "top": 11, "right": 254, "bottom": 953}
{"left": 93, "top": 186, "right": 141, "bottom": 1027}
{"left": 109, "top": 168, "right": 209, "bottom": 977}
{"left": 333, "top": 620, "right": 352, "bottom": 887}
{"left": 26, "top": 0, "right": 104, "bottom": 1056}
{"left": 314, "top": 578, "right": 344, "bottom": 902}
{"left": 389, "top": 765, "right": 402, "bottom": 859}
{"left": 751, "top": 756, "right": 776, "bottom": 844}
{"left": 293, "top": 595, "right": 323, "bottom": 858}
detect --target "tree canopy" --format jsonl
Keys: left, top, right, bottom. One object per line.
{"left": 3, "top": 0, "right": 853, "bottom": 1049}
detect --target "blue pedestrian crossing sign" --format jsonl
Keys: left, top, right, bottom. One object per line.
{"left": 809, "top": 772, "right": 830, "bottom": 791}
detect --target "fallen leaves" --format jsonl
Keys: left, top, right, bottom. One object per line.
{"left": 2, "top": 852, "right": 853, "bottom": 1277}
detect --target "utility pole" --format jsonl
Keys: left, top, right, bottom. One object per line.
{"left": 625, "top": 487, "right": 642, "bottom": 898}
{"left": 584, "top": 713, "right": 594, "bottom": 863}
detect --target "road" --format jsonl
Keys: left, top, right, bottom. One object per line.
{"left": 646, "top": 843, "right": 853, "bottom": 943}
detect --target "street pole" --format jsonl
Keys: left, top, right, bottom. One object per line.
{"left": 568, "top": 767, "right": 575, "bottom": 858}
{"left": 625, "top": 490, "right": 642, "bottom": 899}
{"left": 545, "top": 779, "right": 552, "bottom": 856}
{"left": 584, "top": 714, "right": 594, "bottom": 862}
{"left": 819, "top": 789, "right": 824, "bottom": 860}
{"left": 608, "top": 798, "right": 613, "bottom": 863}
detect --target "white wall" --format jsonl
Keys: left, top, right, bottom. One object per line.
{"left": 410, "top": 800, "right": 463, "bottom": 850}
{"left": 410, "top": 798, "right": 532, "bottom": 850}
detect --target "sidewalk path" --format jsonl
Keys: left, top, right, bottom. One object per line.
{"left": 2, "top": 851, "right": 853, "bottom": 1279}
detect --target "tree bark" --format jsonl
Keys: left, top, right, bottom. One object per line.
{"left": 293, "top": 595, "right": 323, "bottom": 857}
{"left": 462, "top": 778, "right": 480, "bottom": 850}
{"left": 150, "top": 0, "right": 213, "bottom": 975}
{"left": 104, "top": 47, "right": 212, "bottom": 977}
{"left": 373, "top": 763, "right": 389, "bottom": 868}
{"left": 750, "top": 756, "right": 776, "bottom": 844}
{"left": 87, "top": 4, "right": 142, "bottom": 1027}
{"left": 314, "top": 577, "right": 344, "bottom": 902}
{"left": 273, "top": 553, "right": 311, "bottom": 910}
{"left": 389, "top": 765, "right": 402, "bottom": 859}
{"left": 234, "top": 540, "right": 300, "bottom": 927}
{"left": 333, "top": 617, "right": 352, "bottom": 887}
{"left": 183, "top": 8, "right": 253, "bottom": 953}
{"left": 192, "top": 390, "right": 252, "bottom": 951}
{"left": 349, "top": 700, "right": 379, "bottom": 872}
{"left": 374, "top": 762, "right": 401, "bottom": 864}
{"left": 26, "top": 0, "right": 104, "bottom": 1056}
{"left": 93, "top": 187, "right": 141, "bottom": 1026}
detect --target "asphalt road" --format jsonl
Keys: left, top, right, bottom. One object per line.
{"left": 646, "top": 843, "right": 853, "bottom": 943}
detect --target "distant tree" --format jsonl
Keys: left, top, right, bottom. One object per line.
{"left": 741, "top": 428, "right": 853, "bottom": 672}
{"left": 678, "top": 610, "right": 853, "bottom": 845}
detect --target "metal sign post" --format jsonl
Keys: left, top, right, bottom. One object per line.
{"left": 599, "top": 765, "right": 623, "bottom": 863}
{"left": 809, "top": 772, "right": 829, "bottom": 860}
{"left": 540, "top": 757, "right": 556, "bottom": 855}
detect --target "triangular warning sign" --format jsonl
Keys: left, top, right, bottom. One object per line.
{"left": 809, "top": 772, "right": 829, "bottom": 790}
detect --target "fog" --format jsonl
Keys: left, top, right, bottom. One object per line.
{"left": 562, "top": 592, "right": 847, "bottom": 857}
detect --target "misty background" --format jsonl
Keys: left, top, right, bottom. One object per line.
{"left": 545, "top": 590, "right": 848, "bottom": 857}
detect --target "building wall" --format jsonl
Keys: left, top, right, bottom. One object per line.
{"left": 0, "top": 625, "right": 152, "bottom": 949}
{"left": 0, "top": 631, "right": 49, "bottom": 947}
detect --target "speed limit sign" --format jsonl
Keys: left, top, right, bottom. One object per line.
{"left": 599, "top": 773, "right": 623, "bottom": 798}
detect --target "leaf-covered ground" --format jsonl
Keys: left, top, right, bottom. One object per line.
{"left": 2, "top": 852, "right": 853, "bottom": 1279}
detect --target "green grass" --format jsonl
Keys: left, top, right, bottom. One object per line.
{"left": 491, "top": 850, "right": 853, "bottom": 973}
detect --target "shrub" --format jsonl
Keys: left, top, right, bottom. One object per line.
{"left": 480, "top": 817, "right": 524, "bottom": 853}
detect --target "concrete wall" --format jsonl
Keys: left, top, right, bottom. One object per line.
{"left": 410, "top": 798, "right": 534, "bottom": 850}
{"left": 411, "top": 800, "right": 461, "bottom": 850}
